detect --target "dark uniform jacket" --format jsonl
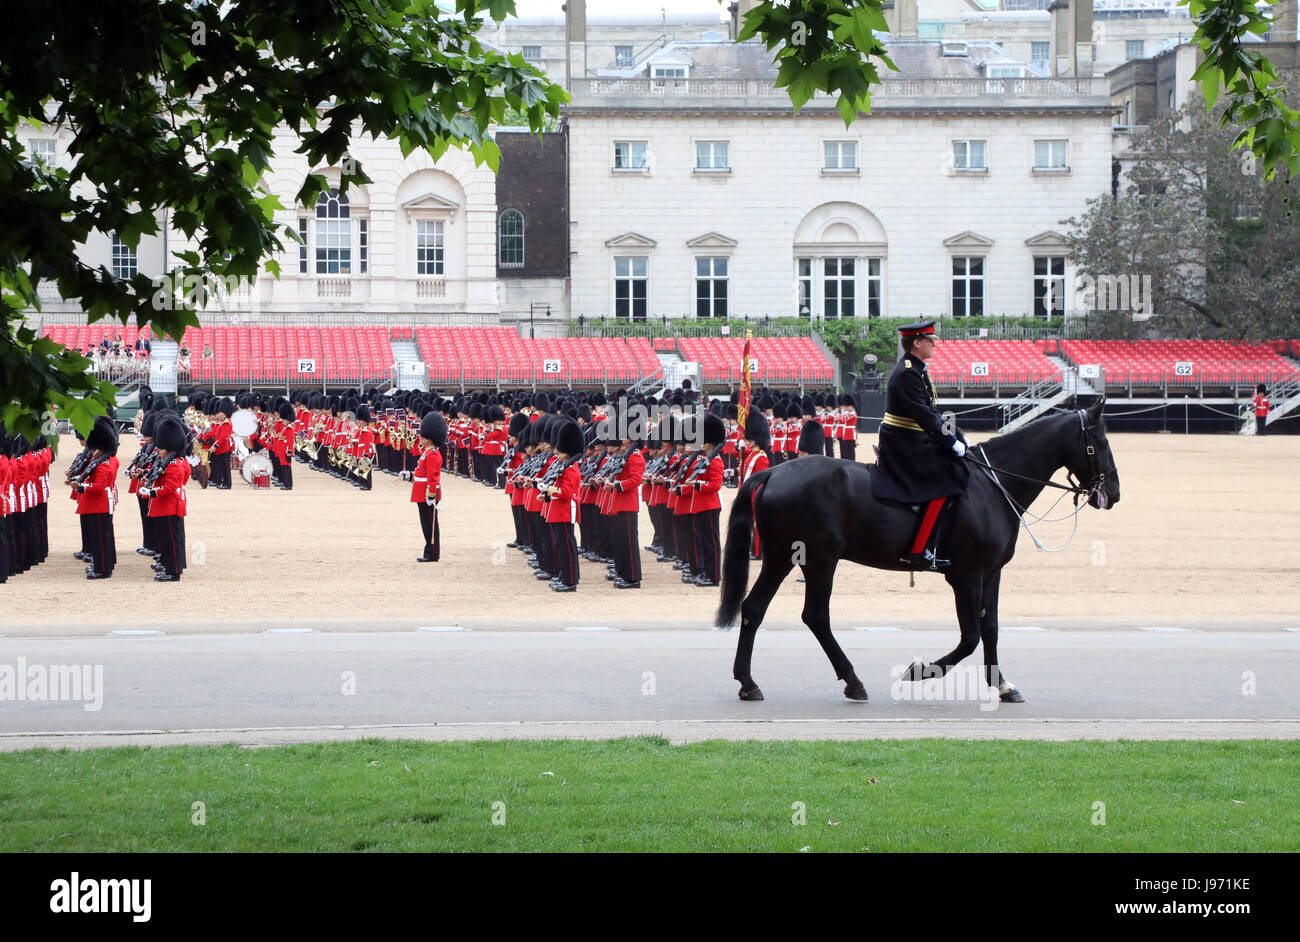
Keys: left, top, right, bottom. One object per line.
{"left": 873, "top": 356, "right": 969, "bottom": 503}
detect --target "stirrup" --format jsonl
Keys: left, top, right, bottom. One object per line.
{"left": 903, "top": 550, "right": 950, "bottom": 572}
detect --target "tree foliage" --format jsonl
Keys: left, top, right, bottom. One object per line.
{"left": 1063, "top": 97, "right": 1300, "bottom": 339}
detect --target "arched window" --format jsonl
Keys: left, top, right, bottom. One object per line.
{"left": 315, "top": 188, "right": 352, "bottom": 274}
{"left": 498, "top": 209, "right": 524, "bottom": 268}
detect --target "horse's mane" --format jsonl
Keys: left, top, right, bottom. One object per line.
{"left": 977, "top": 407, "right": 1078, "bottom": 460}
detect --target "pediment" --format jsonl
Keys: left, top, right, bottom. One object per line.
{"left": 1025, "top": 230, "right": 1068, "bottom": 247}
{"left": 686, "top": 232, "right": 738, "bottom": 249}
{"left": 605, "top": 232, "right": 658, "bottom": 249}
{"left": 401, "top": 193, "right": 461, "bottom": 213}
{"left": 943, "top": 231, "right": 995, "bottom": 249}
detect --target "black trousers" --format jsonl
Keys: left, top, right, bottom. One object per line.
{"left": 1256, "top": 415, "right": 1268, "bottom": 435}
{"left": 577, "top": 503, "right": 592, "bottom": 550}
{"left": 609, "top": 511, "right": 641, "bottom": 583}
{"left": 531, "top": 510, "right": 553, "bottom": 574}
{"left": 416, "top": 502, "right": 440, "bottom": 561}
{"left": 771, "top": 452, "right": 784, "bottom": 466}
{"left": 281, "top": 456, "right": 293, "bottom": 489}
{"left": 824, "top": 436, "right": 836, "bottom": 457}
{"left": 674, "top": 514, "right": 694, "bottom": 569}
{"left": 137, "top": 495, "right": 154, "bottom": 551}
{"left": 549, "top": 521, "right": 579, "bottom": 587}
{"left": 840, "top": 439, "right": 856, "bottom": 461}
{"left": 213, "top": 452, "right": 232, "bottom": 487}
{"left": 692, "top": 508, "right": 722, "bottom": 582}
{"left": 157, "top": 515, "right": 186, "bottom": 576}
{"left": 660, "top": 506, "right": 677, "bottom": 558}
{"left": 511, "top": 503, "right": 526, "bottom": 546}
{"left": 36, "top": 501, "right": 48, "bottom": 561}
{"left": 83, "top": 512, "right": 116, "bottom": 575}
{"left": 0, "top": 517, "right": 9, "bottom": 582}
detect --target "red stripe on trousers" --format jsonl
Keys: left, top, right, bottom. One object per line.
{"left": 911, "top": 497, "right": 946, "bottom": 554}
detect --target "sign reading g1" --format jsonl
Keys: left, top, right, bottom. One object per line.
{"left": 297, "top": 359, "right": 317, "bottom": 374}
{"left": 971, "top": 362, "right": 989, "bottom": 377}
{"left": 543, "top": 359, "right": 562, "bottom": 374}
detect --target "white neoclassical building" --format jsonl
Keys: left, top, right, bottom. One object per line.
{"left": 21, "top": 123, "right": 502, "bottom": 317}
{"left": 564, "top": 38, "right": 1116, "bottom": 322}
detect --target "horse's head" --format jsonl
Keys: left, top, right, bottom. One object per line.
{"left": 1063, "top": 398, "right": 1120, "bottom": 509}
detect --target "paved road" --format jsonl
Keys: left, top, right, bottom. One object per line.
{"left": 1, "top": 629, "right": 1296, "bottom": 749}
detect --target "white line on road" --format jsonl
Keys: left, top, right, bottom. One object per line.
{"left": 416, "top": 626, "right": 469, "bottom": 632}
{"left": 264, "top": 628, "right": 318, "bottom": 635}
{"left": 1140, "top": 626, "right": 1194, "bottom": 633}
{"left": 108, "top": 630, "right": 165, "bottom": 637}
{"left": 566, "top": 626, "right": 618, "bottom": 632}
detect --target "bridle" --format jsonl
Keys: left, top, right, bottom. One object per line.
{"left": 962, "top": 410, "right": 1113, "bottom": 552}
{"left": 962, "top": 409, "right": 1108, "bottom": 507}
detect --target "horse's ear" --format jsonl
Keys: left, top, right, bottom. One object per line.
{"left": 1088, "top": 397, "right": 1105, "bottom": 421}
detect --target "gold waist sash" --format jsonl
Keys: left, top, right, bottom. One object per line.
{"left": 881, "top": 412, "right": 924, "bottom": 432}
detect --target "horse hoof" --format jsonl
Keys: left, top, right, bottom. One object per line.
{"left": 1000, "top": 687, "right": 1025, "bottom": 703}
{"left": 844, "top": 682, "right": 869, "bottom": 701}
{"left": 738, "top": 685, "right": 765, "bottom": 702}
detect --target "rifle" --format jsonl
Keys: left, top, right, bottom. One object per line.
{"left": 678, "top": 444, "right": 725, "bottom": 494}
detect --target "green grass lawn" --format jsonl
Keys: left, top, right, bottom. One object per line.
{"left": 0, "top": 738, "right": 1294, "bottom": 852}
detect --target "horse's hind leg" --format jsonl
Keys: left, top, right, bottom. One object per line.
{"left": 979, "top": 570, "right": 1024, "bottom": 703}
{"left": 733, "top": 556, "right": 793, "bottom": 701}
{"left": 922, "top": 574, "right": 983, "bottom": 678}
{"left": 799, "top": 560, "right": 867, "bottom": 701}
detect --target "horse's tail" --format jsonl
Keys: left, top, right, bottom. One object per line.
{"left": 717, "top": 470, "right": 767, "bottom": 627}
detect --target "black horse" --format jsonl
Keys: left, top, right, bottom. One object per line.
{"left": 716, "top": 398, "right": 1120, "bottom": 703}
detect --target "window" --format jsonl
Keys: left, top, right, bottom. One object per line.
{"left": 1166, "top": 89, "right": 1175, "bottom": 110}
{"left": 865, "top": 258, "right": 882, "bottom": 318}
{"left": 953, "top": 140, "right": 987, "bottom": 170}
{"left": 111, "top": 234, "right": 137, "bottom": 279}
{"left": 1126, "top": 40, "right": 1144, "bottom": 60}
{"left": 695, "top": 141, "right": 729, "bottom": 170}
{"left": 614, "top": 257, "right": 648, "bottom": 320}
{"left": 652, "top": 66, "right": 687, "bottom": 78}
{"left": 315, "top": 188, "right": 351, "bottom": 274}
{"left": 824, "top": 141, "right": 857, "bottom": 171}
{"left": 297, "top": 217, "right": 308, "bottom": 274}
{"left": 613, "top": 140, "right": 648, "bottom": 171}
{"left": 1033, "top": 139, "right": 1068, "bottom": 170}
{"left": 1033, "top": 256, "right": 1065, "bottom": 317}
{"left": 522, "top": 45, "right": 541, "bottom": 61}
{"left": 498, "top": 209, "right": 524, "bottom": 268}
{"left": 796, "top": 258, "right": 812, "bottom": 317}
{"left": 358, "top": 218, "right": 368, "bottom": 274}
{"left": 417, "top": 220, "right": 445, "bottom": 276}
{"left": 614, "top": 45, "right": 634, "bottom": 67}
{"left": 1115, "top": 101, "right": 1132, "bottom": 127}
{"left": 1031, "top": 41, "right": 1050, "bottom": 60}
{"left": 30, "top": 138, "right": 56, "bottom": 166}
{"left": 823, "top": 258, "right": 855, "bottom": 317}
{"left": 952, "top": 257, "right": 984, "bottom": 318}
{"left": 695, "top": 257, "right": 728, "bottom": 318}
{"left": 987, "top": 65, "right": 1025, "bottom": 78}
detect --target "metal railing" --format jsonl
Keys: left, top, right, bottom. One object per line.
{"left": 569, "top": 318, "right": 818, "bottom": 340}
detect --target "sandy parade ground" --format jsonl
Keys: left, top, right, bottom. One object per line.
{"left": 2, "top": 430, "right": 1298, "bottom": 638}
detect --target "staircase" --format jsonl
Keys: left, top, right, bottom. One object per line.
{"left": 1264, "top": 375, "right": 1300, "bottom": 427}
{"left": 390, "top": 337, "right": 427, "bottom": 391}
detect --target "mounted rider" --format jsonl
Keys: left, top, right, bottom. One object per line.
{"left": 872, "top": 320, "right": 969, "bottom": 570}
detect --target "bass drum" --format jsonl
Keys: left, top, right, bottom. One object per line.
{"left": 240, "top": 451, "right": 274, "bottom": 488}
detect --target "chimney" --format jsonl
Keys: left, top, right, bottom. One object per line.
{"left": 883, "top": 0, "right": 919, "bottom": 40}
{"left": 564, "top": 0, "right": 587, "bottom": 90}
{"left": 1048, "top": 0, "right": 1093, "bottom": 78}
{"left": 729, "top": 1, "right": 763, "bottom": 41}
{"left": 1269, "top": 0, "right": 1298, "bottom": 41}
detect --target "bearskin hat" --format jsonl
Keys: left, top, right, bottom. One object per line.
{"left": 703, "top": 412, "right": 726, "bottom": 446}
{"left": 508, "top": 413, "right": 530, "bottom": 438}
{"left": 355, "top": 404, "right": 371, "bottom": 423}
{"left": 486, "top": 405, "right": 505, "bottom": 424}
{"left": 744, "top": 410, "right": 770, "bottom": 451}
{"left": 278, "top": 402, "right": 295, "bottom": 422}
{"left": 419, "top": 411, "right": 447, "bottom": 448}
{"left": 798, "top": 420, "right": 825, "bottom": 455}
{"left": 555, "top": 419, "right": 584, "bottom": 456}
{"left": 86, "top": 415, "right": 118, "bottom": 453}
{"left": 140, "top": 411, "right": 159, "bottom": 439}
{"left": 154, "top": 414, "right": 187, "bottom": 454}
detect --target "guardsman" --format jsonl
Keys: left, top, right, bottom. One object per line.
{"left": 739, "top": 409, "right": 771, "bottom": 560}
{"left": 482, "top": 405, "right": 508, "bottom": 487}
{"left": 542, "top": 419, "right": 584, "bottom": 592}
{"left": 872, "top": 320, "right": 969, "bottom": 571}
{"left": 73, "top": 416, "right": 119, "bottom": 580}
{"left": 683, "top": 413, "right": 726, "bottom": 587}
{"left": 604, "top": 427, "right": 645, "bottom": 588}
{"left": 504, "top": 412, "right": 530, "bottom": 547}
{"left": 140, "top": 413, "right": 190, "bottom": 581}
{"left": 837, "top": 394, "right": 858, "bottom": 460}
{"left": 797, "top": 419, "right": 825, "bottom": 458}
{"left": 1253, "top": 384, "right": 1270, "bottom": 436}
{"left": 402, "top": 408, "right": 446, "bottom": 563}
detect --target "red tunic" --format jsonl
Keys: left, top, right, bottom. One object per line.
{"left": 542, "top": 462, "right": 580, "bottom": 524}
{"left": 411, "top": 447, "right": 443, "bottom": 503}
{"left": 147, "top": 459, "right": 190, "bottom": 517}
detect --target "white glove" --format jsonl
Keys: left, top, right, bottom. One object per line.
{"left": 952, "top": 441, "right": 967, "bottom": 457}
{"left": 425, "top": 497, "right": 438, "bottom": 508}
{"left": 398, "top": 470, "right": 412, "bottom": 481}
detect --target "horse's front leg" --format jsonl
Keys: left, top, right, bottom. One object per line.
{"left": 903, "top": 573, "right": 982, "bottom": 682}
{"left": 980, "top": 570, "right": 1024, "bottom": 703}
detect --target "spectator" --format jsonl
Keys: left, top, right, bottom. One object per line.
{"left": 202, "top": 343, "right": 213, "bottom": 360}
{"left": 178, "top": 345, "right": 191, "bottom": 370}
